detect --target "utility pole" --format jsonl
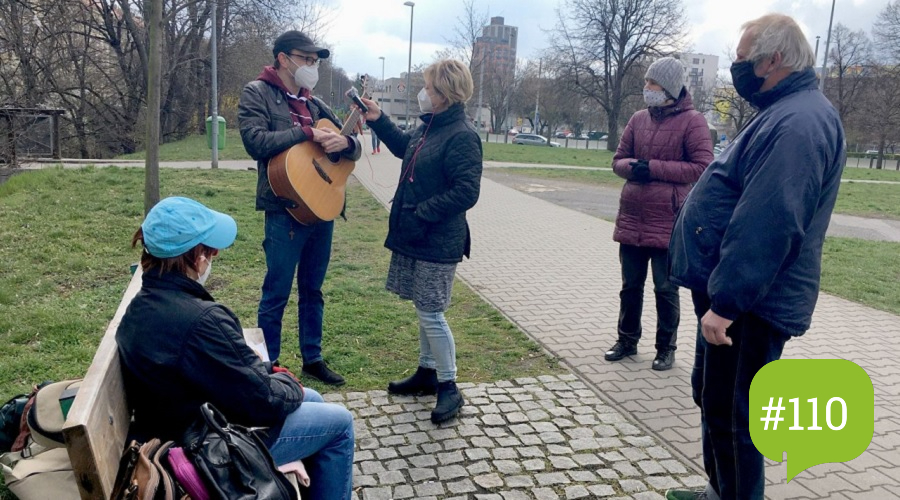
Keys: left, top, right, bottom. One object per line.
{"left": 210, "top": 0, "right": 218, "bottom": 169}
{"left": 820, "top": 0, "right": 836, "bottom": 92}
{"left": 533, "top": 58, "right": 541, "bottom": 137}
{"left": 476, "top": 46, "right": 485, "bottom": 132}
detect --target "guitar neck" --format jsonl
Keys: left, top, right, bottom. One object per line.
{"left": 339, "top": 108, "right": 363, "bottom": 136}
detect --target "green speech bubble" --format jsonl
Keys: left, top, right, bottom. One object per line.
{"left": 749, "top": 359, "right": 874, "bottom": 481}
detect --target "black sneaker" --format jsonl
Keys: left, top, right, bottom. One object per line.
{"left": 605, "top": 340, "right": 637, "bottom": 361}
{"left": 652, "top": 349, "right": 675, "bottom": 371}
{"left": 301, "top": 361, "right": 345, "bottom": 386}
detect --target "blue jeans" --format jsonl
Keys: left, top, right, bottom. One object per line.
{"left": 258, "top": 211, "right": 333, "bottom": 363}
{"left": 691, "top": 291, "right": 788, "bottom": 500}
{"left": 416, "top": 308, "right": 457, "bottom": 382}
{"left": 268, "top": 389, "right": 354, "bottom": 500}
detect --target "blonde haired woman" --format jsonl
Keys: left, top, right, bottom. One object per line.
{"left": 357, "top": 59, "right": 482, "bottom": 424}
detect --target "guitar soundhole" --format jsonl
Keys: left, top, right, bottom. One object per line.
{"left": 312, "top": 158, "right": 334, "bottom": 184}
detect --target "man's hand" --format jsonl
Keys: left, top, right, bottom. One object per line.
{"left": 701, "top": 310, "right": 733, "bottom": 346}
{"left": 312, "top": 128, "right": 349, "bottom": 153}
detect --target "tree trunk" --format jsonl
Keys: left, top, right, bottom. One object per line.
{"left": 144, "top": 0, "right": 162, "bottom": 214}
{"left": 606, "top": 108, "right": 619, "bottom": 152}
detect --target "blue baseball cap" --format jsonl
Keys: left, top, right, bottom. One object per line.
{"left": 141, "top": 197, "right": 237, "bottom": 258}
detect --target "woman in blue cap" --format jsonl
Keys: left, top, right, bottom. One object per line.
{"left": 116, "top": 196, "right": 354, "bottom": 499}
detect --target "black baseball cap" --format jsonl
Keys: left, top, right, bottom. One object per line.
{"left": 272, "top": 31, "right": 330, "bottom": 59}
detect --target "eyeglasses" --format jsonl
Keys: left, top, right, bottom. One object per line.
{"left": 287, "top": 53, "right": 320, "bottom": 67}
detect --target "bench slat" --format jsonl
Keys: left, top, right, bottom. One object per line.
{"left": 62, "top": 268, "right": 142, "bottom": 499}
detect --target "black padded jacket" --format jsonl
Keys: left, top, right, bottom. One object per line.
{"left": 368, "top": 103, "right": 483, "bottom": 263}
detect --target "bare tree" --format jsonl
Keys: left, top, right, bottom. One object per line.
{"left": 856, "top": 65, "right": 900, "bottom": 169}
{"left": 549, "top": 0, "right": 687, "bottom": 151}
{"left": 873, "top": 0, "right": 900, "bottom": 63}
{"left": 443, "top": 0, "right": 489, "bottom": 72}
{"left": 825, "top": 24, "right": 872, "bottom": 124}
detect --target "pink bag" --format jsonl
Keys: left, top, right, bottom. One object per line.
{"left": 166, "top": 446, "right": 210, "bottom": 500}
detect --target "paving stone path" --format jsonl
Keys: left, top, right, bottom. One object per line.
{"left": 330, "top": 375, "right": 705, "bottom": 500}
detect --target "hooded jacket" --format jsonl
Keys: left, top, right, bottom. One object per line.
{"left": 368, "top": 103, "right": 483, "bottom": 263}
{"left": 612, "top": 91, "right": 714, "bottom": 249}
{"left": 116, "top": 271, "right": 303, "bottom": 442}
{"left": 668, "top": 68, "right": 846, "bottom": 336}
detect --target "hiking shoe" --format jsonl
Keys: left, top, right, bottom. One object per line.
{"left": 652, "top": 348, "right": 675, "bottom": 371}
{"left": 666, "top": 489, "right": 708, "bottom": 500}
{"left": 605, "top": 340, "right": 637, "bottom": 361}
{"left": 388, "top": 366, "right": 438, "bottom": 396}
{"left": 301, "top": 361, "right": 345, "bottom": 386}
{"left": 431, "top": 381, "right": 464, "bottom": 424}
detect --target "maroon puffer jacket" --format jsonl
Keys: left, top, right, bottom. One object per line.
{"left": 612, "top": 92, "right": 714, "bottom": 249}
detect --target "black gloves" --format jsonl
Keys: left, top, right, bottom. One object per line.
{"left": 629, "top": 160, "right": 651, "bottom": 183}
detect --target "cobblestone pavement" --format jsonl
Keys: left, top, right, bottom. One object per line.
{"left": 329, "top": 375, "right": 706, "bottom": 500}
{"left": 353, "top": 149, "right": 900, "bottom": 499}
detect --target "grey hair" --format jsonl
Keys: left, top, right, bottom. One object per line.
{"left": 741, "top": 14, "right": 815, "bottom": 71}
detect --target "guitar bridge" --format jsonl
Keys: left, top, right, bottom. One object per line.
{"left": 312, "top": 158, "right": 334, "bottom": 184}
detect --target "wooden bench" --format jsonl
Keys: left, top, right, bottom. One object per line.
{"left": 61, "top": 268, "right": 268, "bottom": 499}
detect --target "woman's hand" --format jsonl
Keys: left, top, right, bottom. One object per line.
{"left": 357, "top": 97, "right": 383, "bottom": 122}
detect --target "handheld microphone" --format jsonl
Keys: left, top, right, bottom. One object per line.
{"left": 346, "top": 88, "right": 368, "bottom": 113}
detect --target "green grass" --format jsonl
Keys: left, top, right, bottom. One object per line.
{"left": 482, "top": 142, "right": 616, "bottom": 167}
{"left": 490, "top": 167, "right": 625, "bottom": 189}
{"left": 0, "top": 167, "right": 560, "bottom": 404}
{"left": 821, "top": 237, "right": 900, "bottom": 315}
{"left": 118, "top": 129, "right": 252, "bottom": 161}
{"left": 835, "top": 182, "right": 900, "bottom": 219}
{"left": 841, "top": 167, "right": 900, "bottom": 181}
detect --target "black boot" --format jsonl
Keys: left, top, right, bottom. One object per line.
{"left": 388, "top": 366, "right": 438, "bottom": 396}
{"left": 604, "top": 340, "right": 637, "bottom": 361}
{"left": 431, "top": 381, "right": 464, "bottom": 424}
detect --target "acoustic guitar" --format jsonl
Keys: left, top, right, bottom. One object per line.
{"left": 268, "top": 77, "right": 369, "bottom": 225}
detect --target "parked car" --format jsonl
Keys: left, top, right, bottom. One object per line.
{"left": 555, "top": 132, "right": 568, "bottom": 138}
{"left": 587, "top": 131, "right": 608, "bottom": 140}
{"left": 577, "top": 133, "right": 589, "bottom": 140}
{"left": 507, "top": 128, "right": 519, "bottom": 136}
{"left": 865, "top": 149, "right": 879, "bottom": 156}
{"left": 513, "top": 134, "right": 561, "bottom": 147}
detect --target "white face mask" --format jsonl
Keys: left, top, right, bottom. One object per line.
{"left": 289, "top": 59, "right": 319, "bottom": 90}
{"left": 196, "top": 256, "right": 212, "bottom": 286}
{"left": 417, "top": 88, "right": 434, "bottom": 114}
{"left": 643, "top": 89, "right": 669, "bottom": 107}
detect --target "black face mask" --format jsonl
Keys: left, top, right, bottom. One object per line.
{"left": 730, "top": 60, "right": 765, "bottom": 104}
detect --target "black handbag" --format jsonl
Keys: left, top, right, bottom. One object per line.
{"left": 182, "top": 403, "right": 296, "bottom": 500}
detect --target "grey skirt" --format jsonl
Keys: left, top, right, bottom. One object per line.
{"left": 385, "top": 252, "right": 457, "bottom": 312}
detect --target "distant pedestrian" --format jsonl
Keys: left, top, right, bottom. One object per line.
{"left": 605, "top": 56, "right": 713, "bottom": 371}
{"left": 371, "top": 128, "right": 380, "bottom": 154}
{"left": 665, "top": 13, "right": 846, "bottom": 500}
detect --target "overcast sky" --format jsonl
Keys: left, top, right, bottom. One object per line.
{"left": 316, "top": 0, "right": 890, "bottom": 81}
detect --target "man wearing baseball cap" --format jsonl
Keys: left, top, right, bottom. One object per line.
{"left": 238, "top": 31, "right": 361, "bottom": 385}
{"left": 117, "top": 197, "right": 355, "bottom": 499}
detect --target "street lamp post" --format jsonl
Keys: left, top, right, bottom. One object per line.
{"left": 378, "top": 56, "right": 385, "bottom": 110}
{"left": 820, "top": 0, "right": 836, "bottom": 92}
{"left": 814, "top": 35, "right": 821, "bottom": 66}
{"left": 404, "top": 1, "right": 415, "bottom": 129}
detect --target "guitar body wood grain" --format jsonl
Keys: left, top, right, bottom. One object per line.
{"left": 267, "top": 118, "right": 356, "bottom": 225}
